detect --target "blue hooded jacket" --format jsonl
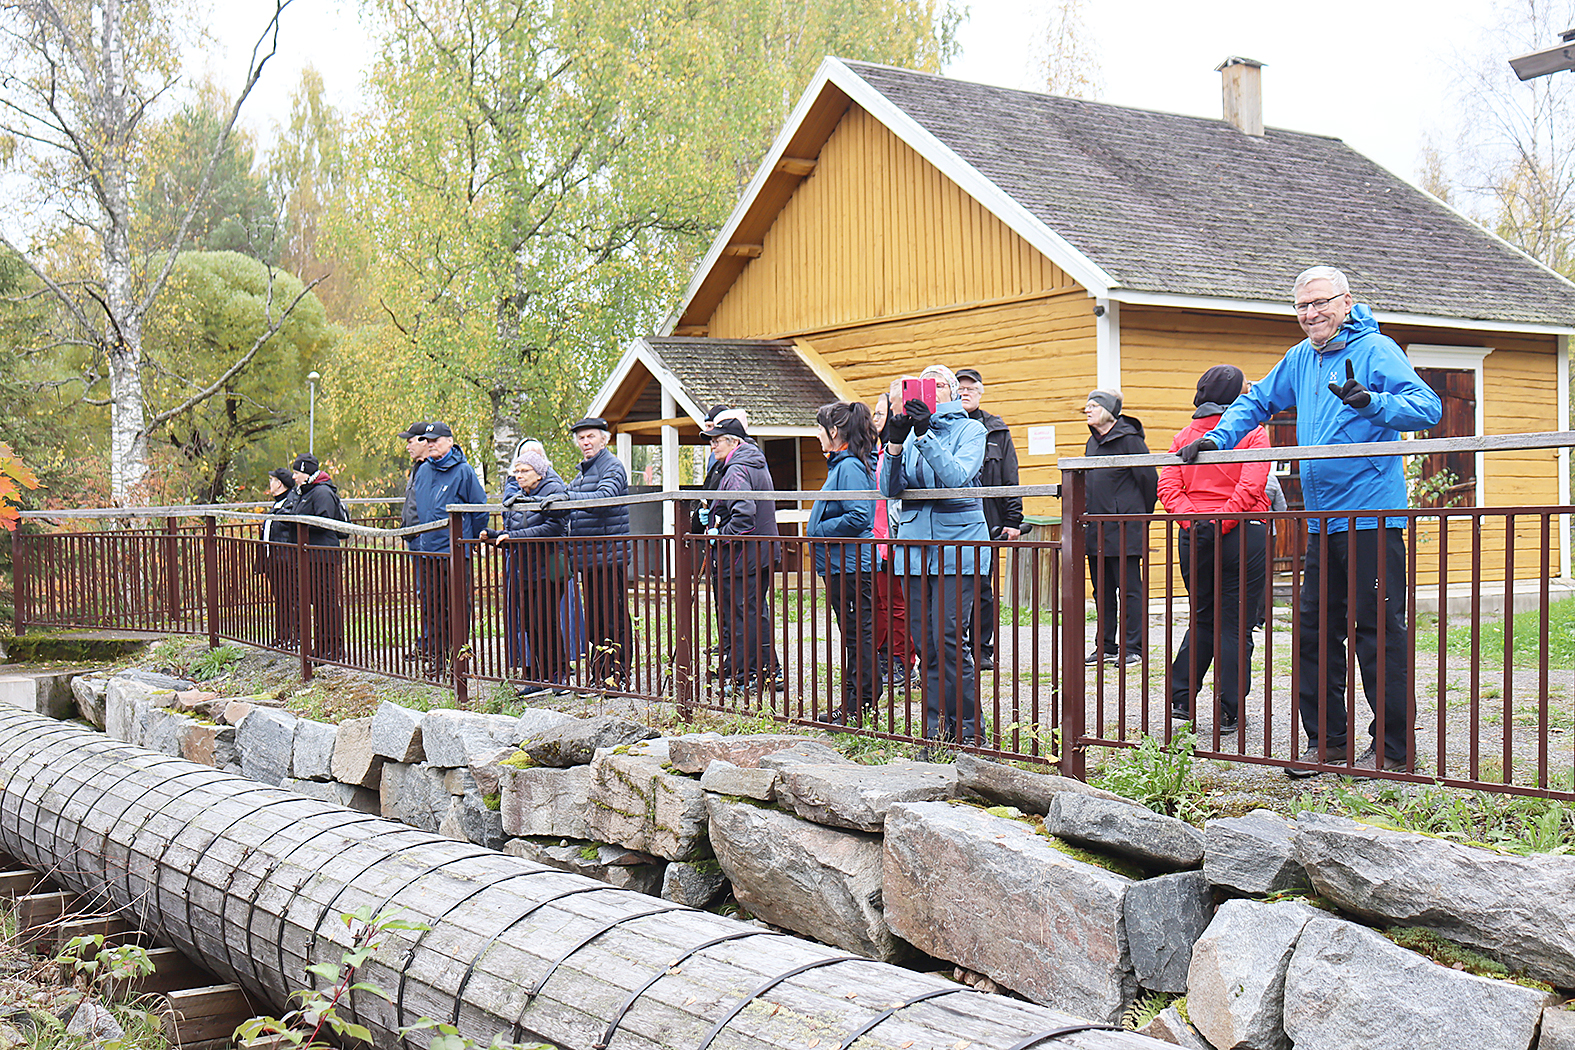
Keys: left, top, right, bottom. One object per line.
{"left": 807, "top": 448, "right": 874, "bottom": 576}
{"left": 1205, "top": 303, "right": 1441, "bottom": 532}
{"left": 879, "top": 399, "right": 991, "bottom": 574}
{"left": 410, "top": 445, "right": 489, "bottom": 553}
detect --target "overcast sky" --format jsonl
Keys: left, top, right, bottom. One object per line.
{"left": 208, "top": 0, "right": 1523, "bottom": 192}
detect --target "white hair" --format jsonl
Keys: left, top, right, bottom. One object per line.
{"left": 1293, "top": 266, "right": 1350, "bottom": 297}
{"left": 919, "top": 364, "right": 960, "bottom": 399}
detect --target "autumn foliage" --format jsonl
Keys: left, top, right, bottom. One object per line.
{"left": 0, "top": 443, "right": 40, "bottom": 532}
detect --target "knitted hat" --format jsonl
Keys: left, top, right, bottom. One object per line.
{"left": 1194, "top": 365, "right": 1246, "bottom": 408}
{"left": 1086, "top": 389, "right": 1122, "bottom": 417}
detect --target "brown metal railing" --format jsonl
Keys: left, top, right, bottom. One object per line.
{"left": 1058, "top": 429, "right": 1575, "bottom": 799}
{"left": 15, "top": 429, "right": 1575, "bottom": 795}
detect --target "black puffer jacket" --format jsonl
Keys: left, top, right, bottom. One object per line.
{"left": 1083, "top": 414, "right": 1157, "bottom": 557}
{"left": 567, "top": 448, "right": 629, "bottom": 567}
{"left": 293, "top": 473, "right": 347, "bottom": 548}
{"left": 970, "top": 408, "right": 1023, "bottom": 539}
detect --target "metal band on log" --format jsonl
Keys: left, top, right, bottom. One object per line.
{"left": 0, "top": 711, "right": 1167, "bottom": 1049}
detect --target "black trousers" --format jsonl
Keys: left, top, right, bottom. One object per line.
{"left": 717, "top": 568, "right": 778, "bottom": 683}
{"left": 905, "top": 573, "right": 980, "bottom": 743}
{"left": 419, "top": 554, "right": 471, "bottom": 668}
{"left": 302, "top": 549, "right": 343, "bottom": 659}
{"left": 1297, "top": 527, "right": 1410, "bottom": 761}
{"left": 520, "top": 572, "right": 568, "bottom": 685}
{"left": 263, "top": 555, "right": 297, "bottom": 644}
{"left": 1170, "top": 522, "right": 1267, "bottom": 723}
{"left": 580, "top": 561, "right": 632, "bottom": 686}
{"left": 1089, "top": 551, "right": 1145, "bottom": 656}
{"left": 824, "top": 570, "right": 876, "bottom": 717}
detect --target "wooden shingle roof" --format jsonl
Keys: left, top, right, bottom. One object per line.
{"left": 843, "top": 60, "right": 1575, "bottom": 328}
{"left": 640, "top": 337, "right": 835, "bottom": 427}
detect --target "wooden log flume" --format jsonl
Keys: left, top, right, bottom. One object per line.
{"left": 0, "top": 710, "right": 1167, "bottom": 1050}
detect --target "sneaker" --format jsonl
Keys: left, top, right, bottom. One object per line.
{"left": 1169, "top": 701, "right": 1190, "bottom": 721}
{"left": 1285, "top": 744, "right": 1348, "bottom": 778}
{"left": 1353, "top": 746, "right": 1408, "bottom": 774}
{"left": 1085, "top": 651, "right": 1109, "bottom": 666}
{"left": 1217, "top": 714, "right": 1245, "bottom": 734}
{"left": 1120, "top": 651, "right": 1142, "bottom": 666}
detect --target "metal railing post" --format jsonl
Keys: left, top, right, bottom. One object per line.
{"left": 448, "top": 510, "right": 465, "bottom": 705}
{"left": 1060, "top": 468, "right": 1089, "bottom": 781}
{"left": 164, "top": 517, "right": 180, "bottom": 628}
{"left": 203, "top": 515, "right": 219, "bottom": 648}
{"left": 297, "top": 526, "right": 312, "bottom": 682}
{"left": 12, "top": 527, "right": 26, "bottom": 636}
{"left": 673, "top": 499, "right": 694, "bottom": 716}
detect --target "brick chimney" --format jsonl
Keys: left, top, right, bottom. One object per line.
{"left": 1216, "top": 56, "right": 1264, "bottom": 136}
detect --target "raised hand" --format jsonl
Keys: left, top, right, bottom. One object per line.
{"left": 1328, "top": 359, "right": 1371, "bottom": 409}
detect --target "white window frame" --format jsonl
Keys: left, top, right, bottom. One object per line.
{"left": 1405, "top": 344, "right": 1493, "bottom": 507}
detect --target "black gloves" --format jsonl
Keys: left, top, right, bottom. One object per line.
{"left": 885, "top": 412, "right": 914, "bottom": 444}
{"left": 904, "top": 398, "right": 933, "bottom": 438}
{"left": 1177, "top": 437, "right": 1215, "bottom": 464}
{"left": 501, "top": 491, "right": 523, "bottom": 510}
{"left": 1329, "top": 359, "right": 1371, "bottom": 409}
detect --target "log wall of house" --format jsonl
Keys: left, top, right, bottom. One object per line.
{"left": 706, "top": 105, "right": 1075, "bottom": 339}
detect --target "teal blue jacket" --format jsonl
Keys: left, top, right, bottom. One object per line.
{"left": 808, "top": 449, "right": 874, "bottom": 575}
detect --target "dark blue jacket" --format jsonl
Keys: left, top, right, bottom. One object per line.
{"left": 1206, "top": 303, "right": 1442, "bottom": 532}
{"left": 807, "top": 449, "right": 874, "bottom": 575}
{"left": 501, "top": 472, "right": 569, "bottom": 581}
{"left": 710, "top": 439, "right": 780, "bottom": 576}
{"left": 410, "top": 446, "right": 489, "bottom": 553}
{"left": 566, "top": 448, "right": 629, "bottom": 567}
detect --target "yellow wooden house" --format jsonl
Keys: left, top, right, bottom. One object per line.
{"left": 592, "top": 56, "right": 1575, "bottom": 584}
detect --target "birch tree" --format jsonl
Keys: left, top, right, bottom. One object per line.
{"left": 0, "top": 0, "right": 293, "bottom": 504}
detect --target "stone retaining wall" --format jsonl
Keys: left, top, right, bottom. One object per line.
{"left": 74, "top": 670, "right": 1575, "bottom": 1048}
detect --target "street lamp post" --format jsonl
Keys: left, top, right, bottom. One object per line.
{"left": 307, "top": 371, "right": 320, "bottom": 455}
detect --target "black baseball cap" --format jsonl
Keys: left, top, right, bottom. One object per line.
{"left": 421, "top": 422, "right": 454, "bottom": 439}
{"left": 398, "top": 420, "right": 430, "bottom": 439}
{"left": 956, "top": 368, "right": 983, "bottom": 384}
{"left": 701, "top": 417, "right": 748, "bottom": 441}
{"left": 569, "top": 416, "right": 610, "bottom": 434}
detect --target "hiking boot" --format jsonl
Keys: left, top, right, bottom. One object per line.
{"left": 1285, "top": 744, "right": 1348, "bottom": 778}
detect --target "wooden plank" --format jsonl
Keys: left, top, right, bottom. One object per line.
{"left": 775, "top": 156, "right": 816, "bottom": 176}
{"left": 56, "top": 914, "right": 137, "bottom": 952}
{"left": 0, "top": 870, "right": 51, "bottom": 898}
{"left": 160, "top": 983, "right": 256, "bottom": 1045}
{"left": 16, "top": 891, "right": 80, "bottom": 933}
{"left": 119, "top": 947, "right": 211, "bottom": 996}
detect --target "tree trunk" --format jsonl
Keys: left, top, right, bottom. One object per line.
{"left": 491, "top": 385, "right": 526, "bottom": 483}
{"left": 99, "top": 0, "right": 149, "bottom": 505}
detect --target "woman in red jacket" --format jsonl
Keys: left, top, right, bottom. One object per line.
{"left": 1158, "top": 365, "right": 1271, "bottom": 734}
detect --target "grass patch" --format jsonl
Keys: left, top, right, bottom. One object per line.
{"left": 1386, "top": 927, "right": 1554, "bottom": 992}
{"left": 1294, "top": 780, "right": 1575, "bottom": 855}
{"left": 1414, "top": 597, "right": 1575, "bottom": 670}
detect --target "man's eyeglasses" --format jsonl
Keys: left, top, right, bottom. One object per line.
{"left": 1293, "top": 294, "right": 1346, "bottom": 314}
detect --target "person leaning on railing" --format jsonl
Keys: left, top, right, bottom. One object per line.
{"left": 482, "top": 449, "right": 570, "bottom": 688}
{"left": 257, "top": 467, "right": 299, "bottom": 650}
{"left": 703, "top": 414, "right": 783, "bottom": 695}
{"left": 408, "top": 422, "right": 489, "bottom": 678}
{"left": 879, "top": 364, "right": 989, "bottom": 752}
{"left": 566, "top": 416, "right": 632, "bottom": 688}
{"left": 290, "top": 454, "right": 350, "bottom": 662}
{"left": 1159, "top": 365, "right": 1269, "bottom": 735}
{"left": 808, "top": 400, "right": 878, "bottom": 724}
{"left": 869, "top": 392, "right": 918, "bottom": 690}
{"left": 1178, "top": 265, "right": 1442, "bottom": 775}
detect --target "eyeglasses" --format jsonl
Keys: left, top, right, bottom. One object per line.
{"left": 1293, "top": 294, "right": 1347, "bottom": 314}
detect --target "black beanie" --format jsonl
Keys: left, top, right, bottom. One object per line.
{"left": 1195, "top": 365, "right": 1246, "bottom": 408}
{"left": 292, "top": 453, "right": 320, "bottom": 475}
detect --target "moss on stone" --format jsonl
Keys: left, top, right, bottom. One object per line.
{"left": 481, "top": 792, "right": 502, "bottom": 812}
{"left": 498, "top": 749, "right": 536, "bottom": 769}
{"left": 1385, "top": 927, "right": 1555, "bottom": 992}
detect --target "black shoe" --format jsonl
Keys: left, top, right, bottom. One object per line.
{"left": 1085, "top": 651, "right": 1109, "bottom": 666}
{"left": 1169, "top": 702, "right": 1190, "bottom": 721}
{"left": 978, "top": 654, "right": 995, "bottom": 671}
{"left": 1285, "top": 744, "right": 1348, "bottom": 777}
{"left": 1218, "top": 715, "right": 1244, "bottom": 734}
{"left": 1120, "top": 651, "right": 1142, "bottom": 666}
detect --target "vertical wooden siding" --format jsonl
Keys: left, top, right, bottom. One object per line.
{"left": 706, "top": 105, "right": 1074, "bottom": 338}
{"left": 796, "top": 291, "right": 1097, "bottom": 521}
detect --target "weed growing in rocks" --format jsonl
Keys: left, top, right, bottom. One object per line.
{"left": 1093, "top": 725, "right": 1203, "bottom": 818}
{"left": 1294, "top": 780, "right": 1575, "bottom": 854}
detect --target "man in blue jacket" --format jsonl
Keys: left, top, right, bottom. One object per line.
{"left": 409, "top": 422, "right": 489, "bottom": 677}
{"left": 566, "top": 416, "right": 632, "bottom": 688}
{"left": 880, "top": 364, "right": 990, "bottom": 749}
{"left": 1179, "top": 266, "right": 1442, "bottom": 775}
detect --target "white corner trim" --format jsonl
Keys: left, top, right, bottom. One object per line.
{"left": 1561, "top": 335, "right": 1572, "bottom": 581}
{"left": 587, "top": 338, "right": 709, "bottom": 425}
{"left": 1094, "top": 298, "right": 1120, "bottom": 390}
{"left": 1406, "top": 343, "right": 1493, "bottom": 507}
